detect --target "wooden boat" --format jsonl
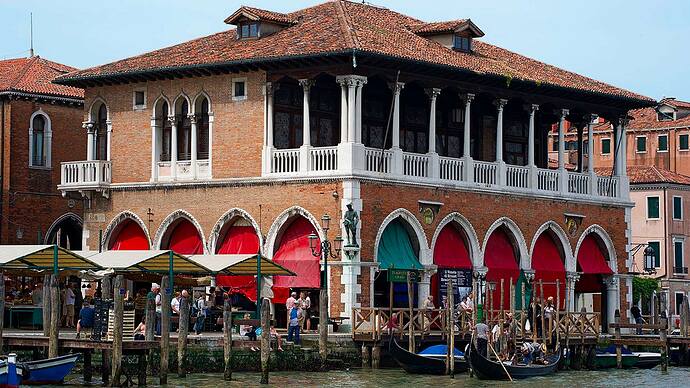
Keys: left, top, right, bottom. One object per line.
{"left": 595, "top": 346, "right": 639, "bottom": 369}
{"left": 389, "top": 337, "right": 468, "bottom": 375}
{"left": 0, "top": 354, "right": 26, "bottom": 388}
{"left": 632, "top": 352, "right": 661, "bottom": 369}
{"left": 22, "top": 353, "right": 80, "bottom": 385}
{"left": 467, "top": 340, "right": 561, "bottom": 380}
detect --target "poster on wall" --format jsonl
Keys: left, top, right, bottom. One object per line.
{"left": 438, "top": 269, "right": 472, "bottom": 306}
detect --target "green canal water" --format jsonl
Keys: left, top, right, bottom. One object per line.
{"left": 54, "top": 367, "right": 685, "bottom": 387}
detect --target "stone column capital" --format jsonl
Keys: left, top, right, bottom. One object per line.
{"left": 584, "top": 113, "right": 599, "bottom": 124}
{"left": 188, "top": 114, "right": 197, "bottom": 124}
{"left": 494, "top": 98, "right": 508, "bottom": 110}
{"left": 388, "top": 81, "right": 405, "bottom": 95}
{"left": 167, "top": 115, "right": 176, "bottom": 125}
{"left": 524, "top": 103, "right": 539, "bottom": 113}
{"left": 264, "top": 81, "right": 278, "bottom": 96}
{"left": 462, "top": 93, "right": 475, "bottom": 105}
{"left": 82, "top": 121, "right": 95, "bottom": 131}
{"left": 336, "top": 75, "right": 367, "bottom": 87}
{"left": 473, "top": 266, "right": 488, "bottom": 279}
{"left": 565, "top": 271, "right": 581, "bottom": 282}
{"left": 523, "top": 269, "right": 536, "bottom": 282}
{"left": 555, "top": 108, "right": 569, "bottom": 119}
{"left": 425, "top": 87, "right": 442, "bottom": 100}
{"left": 298, "top": 78, "right": 315, "bottom": 91}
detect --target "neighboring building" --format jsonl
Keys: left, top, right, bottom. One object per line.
{"left": 602, "top": 165, "right": 690, "bottom": 325}
{"left": 55, "top": 1, "right": 654, "bottom": 328}
{"left": 0, "top": 56, "right": 85, "bottom": 248}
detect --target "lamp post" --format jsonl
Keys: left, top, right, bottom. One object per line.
{"left": 308, "top": 214, "right": 343, "bottom": 365}
{"left": 642, "top": 245, "right": 656, "bottom": 275}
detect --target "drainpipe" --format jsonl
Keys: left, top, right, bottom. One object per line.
{"left": 0, "top": 99, "right": 4, "bottom": 243}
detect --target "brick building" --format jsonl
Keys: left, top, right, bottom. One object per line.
{"left": 55, "top": 1, "right": 653, "bottom": 329}
{"left": 0, "top": 56, "right": 84, "bottom": 248}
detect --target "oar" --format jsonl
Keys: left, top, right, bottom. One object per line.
{"left": 489, "top": 342, "right": 513, "bottom": 382}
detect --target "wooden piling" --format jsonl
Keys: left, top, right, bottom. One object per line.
{"left": 0, "top": 271, "right": 4, "bottom": 352}
{"left": 531, "top": 282, "right": 537, "bottom": 342}
{"left": 539, "top": 279, "right": 546, "bottom": 344}
{"left": 361, "top": 345, "right": 371, "bottom": 368}
{"left": 137, "top": 350, "right": 147, "bottom": 386}
{"left": 83, "top": 350, "right": 92, "bottom": 382}
{"left": 407, "top": 275, "right": 414, "bottom": 352}
{"left": 144, "top": 296, "right": 155, "bottom": 375}
{"left": 614, "top": 309, "right": 622, "bottom": 369}
{"left": 159, "top": 276, "right": 170, "bottom": 385}
{"left": 371, "top": 346, "right": 381, "bottom": 369}
{"left": 101, "top": 275, "right": 112, "bottom": 385}
{"left": 177, "top": 293, "right": 190, "bottom": 378}
{"left": 448, "top": 279, "right": 455, "bottom": 378}
{"left": 43, "top": 274, "right": 51, "bottom": 337}
{"left": 111, "top": 275, "right": 124, "bottom": 386}
{"left": 319, "top": 288, "right": 328, "bottom": 365}
{"left": 48, "top": 273, "right": 60, "bottom": 358}
{"left": 661, "top": 314, "right": 669, "bottom": 372}
{"left": 521, "top": 281, "right": 526, "bottom": 339}
{"left": 260, "top": 298, "right": 270, "bottom": 384}
{"left": 555, "top": 278, "right": 560, "bottom": 345}
{"left": 223, "top": 296, "right": 233, "bottom": 381}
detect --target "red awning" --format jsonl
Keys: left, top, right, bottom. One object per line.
{"left": 168, "top": 220, "right": 203, "bottom": 255}
{"left": 532, "top": 233, "right": 566, "bottom": 308}
{"left": 433, "top": 224, "right": 472, "bottom": 268}
{"left": 484, "top": 229, "right": 519, "bottom": 309}
{"left": 577, "top": 235, "right": 613, "bottom": 275}
{"left": 109, "top": 220, "right": 150, "bottom": 250}
{"left": 273, "top": 217, "right": 320, "bottom": 289}
{"left": 216, "top": 225, "right": 260, "bottom": 301}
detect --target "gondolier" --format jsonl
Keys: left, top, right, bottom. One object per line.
{"left": 475, "top": 318, "right": 490, "bottom": 358}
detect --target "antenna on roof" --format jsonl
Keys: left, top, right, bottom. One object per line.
{"left": 29, "top": 12, "right": 34, "bottom": 57}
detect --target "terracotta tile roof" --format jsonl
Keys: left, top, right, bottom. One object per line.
{"left": 224, "top": 5, "right": 293, "bottom": 26}
{"left": 411, "top": 19, "right": 483, "bottom": 36}
{"left": 0, "top": 56, "right": 83, "bottom": 100}
{"left": 56, "top": 1, "right": 651, "bottom": 104}
{"left": 595, "top": 166, "right": 690, "bottom": 185}
{"left": 627, "top": 106, "right": 690, "bottom": 130}
{"left": 660, "top": 98, "right": 690, "bottom": 110}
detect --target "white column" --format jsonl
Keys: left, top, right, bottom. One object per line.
{"left": 355, "top": 78, "right": 367, "bottom": 144}
{"left": 557, "top": 109, "right": 569, "bottom": 194}
{"left": 586, "top": 114, "right": 598, "bottom": 195}
{"left": 263, "top": 82, "right": 275, "bottom": 175}
{"left": 347, "top": 79, "right": 356, "bottom": 143}
{"left": 339, "top": 80, "right": 348, "bottom": 143}
{"left": 169, "top": 115, "right": 177, "bottom": 180}
{"left": 44, "top": 129, "right": 52, "bottom": 168}
{"left": 619, "top": 116, "right": 630, "bottom": 199}
{"left": 565, "top": 272, "right": 580, "bottom": 312}
{"left": 605, "top": 276, "right": 619, "bottom": 334}
{"left": 462, "top": 93, "right": 474, "bottom": 183}
{"left": 190, "top": 114, "right": 198, "bottom": 179}
{"left": 527, "top": 104, "right": 539, "bottom": 189}
{"left": 150, "top": 118, "right": 158, "bottom": 182}
{"left": 208, "top": 113, "right": 214, "bottom": 178}
{"left": 495, "top": 99, "right": 508, "bottom": 186}
{"left": 106, "top": 120, "right": 113, "bottom": 161}
{"left": 299, "top": 79, "right": 314, "bottom": 173}
{"left": 426, "top": 88, "right": 441, "bottom": 179}
{"left": 390, "top": 82, "right": 404, "bottom": 176}
{"left": 84, "top": 122, "right": 95, "bottom": 161}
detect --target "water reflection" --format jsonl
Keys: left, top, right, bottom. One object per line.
{"left": 61, "top": 367, "right": 681, "bottom": 388}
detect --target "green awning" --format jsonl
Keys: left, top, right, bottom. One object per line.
{"left": 514, "top": 270, "right": 533, "bottom": 310}
{"left": 377, "top": 221, "right": 423, "bottom": 270}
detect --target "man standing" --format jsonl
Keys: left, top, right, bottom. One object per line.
{"left": 64, "top": 283, "right": 76, "bottom": 328}
{"left": 150, "top": 283, "right": 162, "bottom": 335}
{"left": 287, "top": 304, "right": 302, "bottom": 345}
{"left": 475, "top": 317, "right": 490, "bottom": 358}
{"left": 630, "top": 304, "right": 644, "bottom": 335}
{"left": 31, "top": 283, "right": 43, "bottom": 307}
{"left": 286, "top": 291, "right": 297, "bottom": 326}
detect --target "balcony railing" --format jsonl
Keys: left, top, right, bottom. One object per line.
{"left": 264, "top": 146, "right": 625, "bottom": 202}
{"left": 59, "top": 160, "right": 111, "bottom": 194}
{"left": 156, "top": 159, "right": 211, "bottom": 181}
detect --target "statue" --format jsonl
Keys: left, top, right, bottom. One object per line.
{"left": 343, "top": 203, "right": 359, "bottom": 247}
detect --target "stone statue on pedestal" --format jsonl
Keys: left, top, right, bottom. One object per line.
{"left": 343, "top": 203, "right": 359, "bottom": 247}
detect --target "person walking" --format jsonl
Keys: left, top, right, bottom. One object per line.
{"left": 287, "top": 304, "right": 302, "bottom": 345}
{"left": 194, "top": 291, "right": 207, "bottom": 335}
{"left": 630, "top": 304, "right": 644, "bottom": 335}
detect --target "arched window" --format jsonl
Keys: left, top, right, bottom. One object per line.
{"left": 95, "top": 103, "right": 108, "bottom": 160}
{"left": 273, "top": 79, "right": 303, "bottom": 149}
{"left": 30, "top": 114, "right": 47, "bottom": 166}
{"left": 177, "top": 100, "right": 191, "bottom": 160}
{"left": 159, "top": 101, "right": 171, "bottom": 162}
{"left": 400, "top": 84, "right": 429, "bottom": 154}
{"left": 196, "top": 98, "right": 210, "bottom": 160}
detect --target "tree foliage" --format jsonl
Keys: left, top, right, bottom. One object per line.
{"left": 632, "top": 276, "right": 658, "bottom": 304}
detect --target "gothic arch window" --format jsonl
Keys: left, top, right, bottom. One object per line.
{"left": 30, "top": 113, "right": 50, "bottom": 167}
{"left": 157, "top": 100, "right": 172, "bottom": 162}
{"left": 196, "top": 97, "right": 210, "bottom": 160}
{"left": 95, "top": 103, "right": 108, "bottom": 160}
{"left": 176, "top": 99, "right": 192, "bottom": 161}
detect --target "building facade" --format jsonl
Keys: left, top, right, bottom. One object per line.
{"left": 0, "top": 56, "right": 85, "bottom": 248}
{"left": 55, "top": 1, "right": 654, "bottom": 329}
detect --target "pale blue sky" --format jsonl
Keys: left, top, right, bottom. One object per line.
{"left": 2, "top": 0, "right": 688, "bottom": 101}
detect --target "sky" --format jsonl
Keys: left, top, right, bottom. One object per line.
{"left": 1, "top": 0, "right": 688, "bottom": 101}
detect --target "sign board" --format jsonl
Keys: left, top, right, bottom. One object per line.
{"left": 388, "top": 269, "right": 421, "bottom": 283}
{"left": 438, "top": 269, "right": 472, "bottom": 304}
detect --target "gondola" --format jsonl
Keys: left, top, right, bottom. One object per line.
{"left": 389, "top": 337, "right": 468, "bottom": 375}
{"left": 467, "top": 340, "right": 561, "bottom": 380}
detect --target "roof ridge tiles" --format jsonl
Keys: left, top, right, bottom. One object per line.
{"left": 334, "top": 0, "right": 358, "bottom": 49}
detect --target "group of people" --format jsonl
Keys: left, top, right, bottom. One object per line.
{"left": 285, "top": 291, "right": 313, "bottom": 344}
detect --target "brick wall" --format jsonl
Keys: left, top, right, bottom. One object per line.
{"left": 0, "top": 99, "right": 84, "bottom": 244}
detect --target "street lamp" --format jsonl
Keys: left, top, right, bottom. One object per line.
{"left": 308, "top": 213, "right": 342, "bottom": 363}
{"left": 643, "top": 245, "right": 656, "bottom": 275}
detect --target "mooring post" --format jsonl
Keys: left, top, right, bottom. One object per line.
{"left": 407, "top": 275, "right": 414, "bottom": 352}
{"left": 223, "top": 296, "right": 233, "bottom": 381}
{"left": 539, "top": 279, "right": 546, "bottom": 344}
{"left": 160, "top": 276, "right": 170, "bottom": 385}
{"left": 521, "top": 281, "right": 526, "bottom": 340}
{"left": 178, "top": 292, "right": 190, "bottom": 378}
{"left": 111, "top": 275, "right": 124, "bottom": 386}
{"left": 260, "top": 298, "right": 270, "bottom": 384}
{"left": 614, "top": 309, "right": 622, "bottom": 369}
{"left": 101, "top": 275, "right": 112, "bottom": 385}
{"left": 319, "top": 288, "right": 328, "bottom": 365}
{"left": 371, "top": 346, "right": 381, "bottom": 369}
{"left": 448, "top": 279, "right": 455, "bottom": 378}
{"left": 83, "top": 350, "right": 92, "bottom": 382}
{"left": 361, "top": 345, "right": 371, "bottom": 368}
{"left": 42, "top": 274, "right": 51, "bottom": 337}
{"left": 48, "top": 273, "right": 60, "bottom": 358}
{"left": 661, "top": 313, "right": 669, "bottom": 372}
{"left": 145, "top": 293, "right": 155, "bottom": 375}
{"left": 137, "top": 348, "right": 147, "bottom": 386}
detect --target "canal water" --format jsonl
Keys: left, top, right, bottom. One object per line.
{"left": 57, "top": 367, "right": 684, "bottom": 387}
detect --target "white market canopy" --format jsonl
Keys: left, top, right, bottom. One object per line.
{"left": 85, "top": 250, "right": 211, "bottom": 274}
{"left": 0, "top": 245, "right": 102, "bottom": 271}
{"left": 188, "top": 254, "right": 296, "bottom": 276}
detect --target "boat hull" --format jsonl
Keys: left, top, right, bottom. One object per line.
{"left": 21, "top": 354, "right": 80, "bottom": 385}
{"left": 595, "top": 354, "right": 638, "bottom": 369}
{"left": 467, "top": 341, "right": 561, "bottom": 380}
{"left": 389, "top": 338, "right": 468, "bottom": 375}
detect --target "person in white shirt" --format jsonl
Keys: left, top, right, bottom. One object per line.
{"left": 151, "top": 283, "right": 162, "bottom": 335}
{"left": 171, "top": 292, "right": 181, "bottom": 315}
{"left": 285, "top": 292, "right": 297, "bottom": 326}
{"left": 64, "top": 283, "right": 76, "bottom": 328}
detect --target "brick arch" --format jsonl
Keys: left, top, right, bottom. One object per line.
{"left": 208, "top": 208, "right": 262, "bottom": 254}
{"left": 264, "top": 206, "right": 326, "bottom": 259}
{"left": 430, "top": 212, "right": 481, "bottom": 268}
{"left": 153, "top": 209, "right": 206, "bottom": 254}
{"left": 373, "top": 208, "right": 430, "bottom": 266}
{"left": 102, "top": 210, "right": 151, "bottom": 251}
{"left": 480, "top": 216, "right": 529, "bottom": 270}
{"left": 529, "top": 220, "right": 574, "bottom": 272}
{"left": 574, "top": 224, "right": 617, "bottom": 274}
